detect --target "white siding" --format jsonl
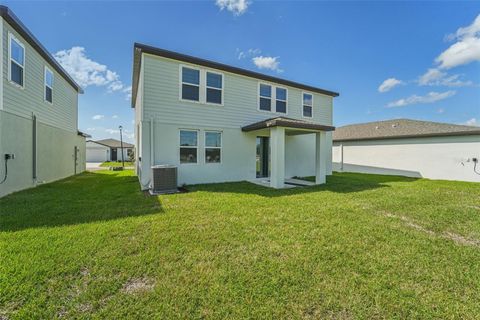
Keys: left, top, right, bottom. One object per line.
{"left": 332, "top": 136, "right": 480, "bottom": 182}
{"left": 142, "top": 54, "right": 333, "bottom": 128}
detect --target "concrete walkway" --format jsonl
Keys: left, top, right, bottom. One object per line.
{"left": 86, "top": 162, "right": 103, "bottom": 171}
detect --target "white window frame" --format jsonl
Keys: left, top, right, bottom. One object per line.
{"left": 275, "top": 86, "right": 288, "bottom": 114}
{"left": 179, "top": 129, "right": 199, "bottom": 165}
{"left": 179, "top": 65, "right": 201, "bottom": 104}
{"left": 205, "top": 71, "right": 224, "bottom": 106}
{"left": 8, "top": 33, "right": 25, "bottom": 89}
{"left": 302, "top": 92, "right": 314, "bottom": 118}
{"left": 204, "top": 130, "right": 222, "bottom": 164}
{"left": 258, "top": 82, "right": 288, "bottom": 115}
{"left": 44, "top": 66, "right": 54, "bottom": 104}
{"left": 258, "top": 83, "right": 273, "bottom": 113}
{"left": 179, "top": 65, "right": 225, "bottom": 107}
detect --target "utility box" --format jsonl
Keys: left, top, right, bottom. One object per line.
{"left": 151, "top": 165, "right": 178, "bottom": 194}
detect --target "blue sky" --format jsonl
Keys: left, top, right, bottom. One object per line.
{"left": 4, "top": 1, "right": 480, "bottom": 142}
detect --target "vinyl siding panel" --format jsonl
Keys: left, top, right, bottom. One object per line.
{"left": 2, "top": 19, "right": 78, "bottom": 133}
{"left": 142, "top": 54, "right": 333, "bottom": 128}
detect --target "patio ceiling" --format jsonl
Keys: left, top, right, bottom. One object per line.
{"left": 241, "top": 117, "right": 335, "bottom": 133}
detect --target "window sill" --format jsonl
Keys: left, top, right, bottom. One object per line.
{"left": 8, "top": 80, "right": 24, "bottom": 90}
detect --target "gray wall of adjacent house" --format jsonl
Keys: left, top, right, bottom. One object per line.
{"left": 332, "top": 135, "right": 480, "bottom": 182}
{"left": 1, "top": 19, "right": 78, "bottom": 132}
{"left": 0, "top": 111, "right": 85, "bottom": 197}
{"left": 0, "top": 17, "right": 84, "bottom": 197}
{"left": 135, "top": 53, "right": 334, "bottom": 188}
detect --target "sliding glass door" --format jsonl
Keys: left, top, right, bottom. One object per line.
{"left": 256, "top": 137, "right": 270, "bottom": 178}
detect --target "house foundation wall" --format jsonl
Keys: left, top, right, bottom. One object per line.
{"left": 0, "top": 110, "right": 86, "bottom": 198}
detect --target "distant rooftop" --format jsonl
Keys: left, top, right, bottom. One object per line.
{"left": 333, "top": 119, "right": 480, "bottom": 142}
{"left": 89, "top": 139, "right": 134, "bottom": 148}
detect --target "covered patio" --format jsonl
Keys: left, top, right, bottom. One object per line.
{"left": 242, "top": 117, "right": 335, "bottom": 189}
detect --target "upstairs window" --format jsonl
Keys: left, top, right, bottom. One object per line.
{"left": 44, "top": 67, "right": 54, "bottom": 103}
{"left": 181, "top": 67, "right": 200, "bottom": 101}
{"left": 9, "top": 34, "right": 25, "bottom": 87}
{"left": 303, "top": 93, "right": 313, "bottom": 118}
{"left": 205, "top": 131, "right": 222, "bottom": 163}
{"left": 275, "top": 87, "right": 287, "bottom": 113}
{"left": 206, "top": 72, "right": 223, "bottom": 104}
{"left": 179, "top": 130, "right": 198, "bottom": 164}
{"left": 259, "top": 84, "right": 272, "bottom": 111}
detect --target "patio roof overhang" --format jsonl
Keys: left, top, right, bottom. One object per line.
{"left": 241, "top": 117, "right": 335, "bottom": 133}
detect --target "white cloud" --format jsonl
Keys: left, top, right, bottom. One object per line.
{"left": 464, "top": 118, "right": 478, "bottom": 126}
{"left": 252, "top": 56, "right": 283, "bottom": 73}
{"left": 86, "top": 127, "right": 96, "bottom": 131}
{"left": 237, "top": 48, "right": 261, "bottom": 60}
{"left": 418, "top": 68, "right": 473, "bottom": 87}
{"left": 386, "top": 90, "right": 456, "bottom": 108}
{"left": 437, "top": 108, "right": 445, "bottom": 114}
{"left": 92, "top": 114, "right": 105, "bottom": 120}
{"left": 54, "top": 47, "right": 125, "bottom": 92}
{"left": 378, "top": 78, "right": 404, "bottom": 93}
{"left": 112, "top": 115, "right": 118, "bottom": 119}
{"left": 436, "top": 14, "right": 480, "bottom": 69}
{"left": 105, "top": 128, "right": 119, "bottom": 135}
{"left": 123, "top": 85, "right": 132, "bottom": 101}
{"left": 216, "top": 0, "right": 250, "bottom": 16}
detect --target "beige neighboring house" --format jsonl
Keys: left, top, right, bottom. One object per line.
{"left": 332, "top": 119, "right": 480, "bottom": 182}
{"left": 0, "top": 6, "right": 86, "bottom": 198}
{"left": 86, "top": 139, "right": 134, "bottom": 162}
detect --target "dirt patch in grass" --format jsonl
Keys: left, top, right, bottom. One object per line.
{"left": 121, "top": 277, "right": 156, "bottom": 294}
{"left": 383, "top": 211, "right": 480, "bottom": 247}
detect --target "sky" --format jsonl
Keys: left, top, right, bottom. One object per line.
{"left": 4, "top": 0, "right": 480, "bottom": 143}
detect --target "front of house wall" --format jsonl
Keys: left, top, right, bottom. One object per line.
{"left": 137, "top": 121, "right": 333, "bottom": 189}
{"left": 332, "top": 135, "right": 480, "bottom": 182}
{"left": 0, "top": 110, "right": 86, "bottom": 197}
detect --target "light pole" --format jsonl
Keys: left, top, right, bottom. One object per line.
{"left": 119, "top": 125, "right": 125, "bottom": 167}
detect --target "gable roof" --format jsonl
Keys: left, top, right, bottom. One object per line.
{"left": 242, "top": 116, "right": 335, "bottom": 132}
{"left": 333, "top": 119, "right": 480, "bottom": 142}
{"left": 0, "top": 6, "right": 83, "bottom": 93}
{"left": 131, "top": 43, "right": 339, "bottom": 108}
{"left": 89, "top": 139, "right": 134, "bottom": 148}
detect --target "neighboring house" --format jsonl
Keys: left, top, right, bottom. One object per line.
{"left": 86, "top": 139, "right": 134, "bottom": 162}
{"left": 131, "top": 43, "right": 339, "bottom": 189}
{"left": 332, "top": 119, "right": 480, "bottom": 182}
{"left": 0, "top": 6, "right": 86, "bottom": 198}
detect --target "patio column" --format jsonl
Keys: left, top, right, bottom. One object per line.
{"left": 315, "top": 131, "right": 327, "bottom": 184}
{"left": 270, "top": 126, "right": 285, "bottom": 188}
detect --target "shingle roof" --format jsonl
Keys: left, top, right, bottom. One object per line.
{"left": 241, "top": 116, "right": 335, "bottom": 132}
{"left": 91, "top": 139, "right": 134, "bottom": 148}
{"left": 0, "top": 6, "right": 83, "bottom": 93}
{"left": 131, "top": 43, "right": 339, "bottom": 108}
{"left": 333, "top": 119, "right": 480, "bottom": 142}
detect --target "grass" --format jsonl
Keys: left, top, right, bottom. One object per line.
{"left": 1, "top": 170, "right": 480, "bottom": 319}
{"left": 100, "top": 161, "right": 134, "bottom": 167}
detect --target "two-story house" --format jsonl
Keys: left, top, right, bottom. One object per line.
{"left": 0, "top": 6, "right": 86, "bottom": 197}
{"left": 131, "top": 43, "right": 339, "bottom": 189}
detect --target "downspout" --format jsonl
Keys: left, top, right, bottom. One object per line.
{"left": 32, "top": 113, "right": 37, "bottom": 184}
{"left": 150, "top": 118, "right": 154, "bottom": 166}
{"left": 340, "top": 143, "right": 344, "bottom": 172}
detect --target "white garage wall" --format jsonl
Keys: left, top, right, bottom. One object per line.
{"left": 332, "top": 135, "right": 480, "bottom": 182}
{"left": 86, "top": 142, "right": 109, "bottom": 162}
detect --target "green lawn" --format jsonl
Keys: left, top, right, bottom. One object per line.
{"left": 100, "top": 161, "right": 134, "bottom": 167}
{"left": 1, "top": 170, "right": 480, "bottom": 319}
